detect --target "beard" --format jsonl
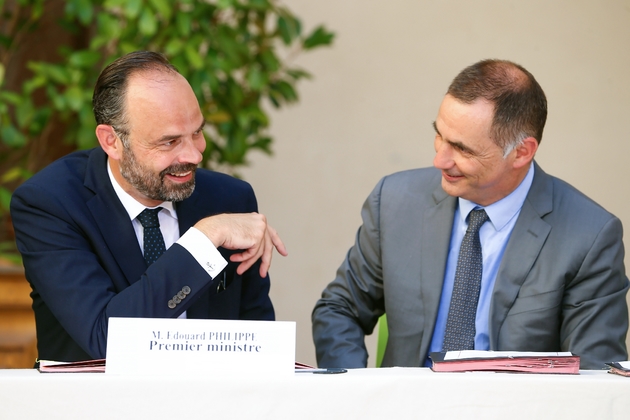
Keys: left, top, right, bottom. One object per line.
{"left": 119, "top": 146, "right": 197, "bottom": 202}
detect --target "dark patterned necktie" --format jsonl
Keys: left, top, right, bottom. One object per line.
{"left": 137, "top": 207, "right": 166, "bottom": 266}
{"left": 442, "top": 209, "right": 489, "bottom": 351}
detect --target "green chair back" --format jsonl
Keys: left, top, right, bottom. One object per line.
{"left": 375, "top": 314, "right": 388, "bottom": 367}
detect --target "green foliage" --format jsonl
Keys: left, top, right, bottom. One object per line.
{"left": 0, "top": 0, "right": 334, "bottom": 261}
{"left": 1, "top": 0, "right": 334, "bottom": 169}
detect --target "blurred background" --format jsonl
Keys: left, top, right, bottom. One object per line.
{"left": 240, "top": 0, "right": 630, "bottom": 366}
{"left": 1, "top": 0, "right": 629, "bottom": 368}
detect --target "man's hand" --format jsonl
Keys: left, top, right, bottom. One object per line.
{"left": 194, "top": 213, "right": 288, "bottom": 277}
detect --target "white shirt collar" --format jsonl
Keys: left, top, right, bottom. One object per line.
{"left": 106, "top": 159, "right": 177, "bottom": 220}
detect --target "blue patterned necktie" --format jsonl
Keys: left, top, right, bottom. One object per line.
{"left": 137, "top": 207, "right": 166, "bottom": 266}
{"left": 442, "top": 209, "right": 489, "bottom": 351}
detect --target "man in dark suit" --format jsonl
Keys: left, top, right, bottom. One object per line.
{"left": 10, "top": 51, "right": 287, "bottom": 362}
{"left": 312, "top": 59, "right": 629, "bottom": 369}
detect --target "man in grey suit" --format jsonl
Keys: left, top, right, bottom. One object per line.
{"left": 312, "top": 59, "right": 629, "bottom": 370}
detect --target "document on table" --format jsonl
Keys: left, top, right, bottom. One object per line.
{"left": 38, "top": 359, "right": 106, "bottom": 373}
{"left": 430, "top": 351, "right": 580, "bottom": 374}
{"left": 606, "top": 361, "right": 630, "bottom": 377}
{"left": 38, "top": 359, "right": 346, "bottom": 374}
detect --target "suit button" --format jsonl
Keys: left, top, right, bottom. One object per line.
{"left": 177, "top": 291, "right": 186, "bottom": 300}
{"left": 173, "top": 296, "right": 181, "bottom": 304}
{"left": 182, "top": 286, "right": 191, "bottom": 295}
{"left": 168, "top": 300, "right": 176, "bottom": 309}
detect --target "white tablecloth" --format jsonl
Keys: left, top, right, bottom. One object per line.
{"left": 1, "top": 367, "right": 628, "bottom": 419}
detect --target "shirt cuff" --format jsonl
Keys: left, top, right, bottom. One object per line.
{"left": 177, "top": 227, "right": 228, "bottom": 278}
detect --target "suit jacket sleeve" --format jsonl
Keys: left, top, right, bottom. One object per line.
{"left": 556, "top": 216, "right": 628, "bottom": 368}
{"left": 491, "top": 170, "right": 629, "bottom": 369}
{"left": 10, "top": 153, "right": 273, "bottom": 361}
{"left": 312, "top": 177, "right": 386, "bottom": 368}
{"left": 494, "top": 212, "right": 630, "bottom": 369}
{"left": 11, "top": 181, "right": 218, "bottom": 360}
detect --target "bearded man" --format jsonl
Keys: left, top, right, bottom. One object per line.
{"left": 11, "top": 51, "right": 287, "bottom": 362}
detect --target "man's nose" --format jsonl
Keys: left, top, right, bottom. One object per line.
{"left": 178, "top": 137, "right": 204, "bottom": 165}
{"left": 433, "top": 141, "right": 453, "bottom": 169}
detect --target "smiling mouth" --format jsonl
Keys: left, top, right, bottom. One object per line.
{"left": 442, "top": 171, "right": 464, "bottom": 181}
{"left": 168, "top": 171, "right": 192, "bottom": 177}
{"left": 160, "top": 163, "right": 197, "bottom": 181}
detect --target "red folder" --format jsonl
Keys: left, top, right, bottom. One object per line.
{"left": 430, "top": 351, "right": 580, "bottom": 374}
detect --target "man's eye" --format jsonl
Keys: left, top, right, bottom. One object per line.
{"left": 453, "top": 144, "right": 472, "bottom": 155}
{"left": 162, "top": 139, "right": 179, "bottom": 147}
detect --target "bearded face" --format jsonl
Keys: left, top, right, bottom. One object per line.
{"left": 119, "top": 144, "right": 197, "bottom": 202}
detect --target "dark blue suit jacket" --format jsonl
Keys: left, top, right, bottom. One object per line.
{"left": 11, "top": 147, "right": 274, "bottom": 362}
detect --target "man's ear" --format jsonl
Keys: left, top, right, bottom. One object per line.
{"left": 512, "top": 137, "right": 538, "bottom": 169}
{"left": 95, "top": 124, "right": 123, "bottom": 160}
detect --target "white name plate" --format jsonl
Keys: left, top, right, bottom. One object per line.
{"left": 105, "top": 317, "right": 295, "bottom": 376}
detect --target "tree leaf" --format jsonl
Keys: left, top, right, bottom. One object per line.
{"left": 0, "top": 91, "right": 23, "bottom": 105}
{"left": 68, "top": 50, "right": 101, "bottom": 68}
{"left": 247, "top": 0, "right": 271, "bottom": 11}
{"left": 139, "top": 8, "right": 158, "bottom": 36}
{"left": 0, "top": 187, "right": 12, "bottom": 212}
{"left": 259, "top": 50, "right": 280, "bottom": 72}
{"left": 303, "top": 25, "right": 335, "bottom": 50}
{"left": 165, "top": 39, "right": 185, "bottom": 56}
{"left": 30, "top": 0, "right": 45, "bottom": 20}
{"left": 184, "top": 45, "right": 204, "bottom": 70}
{"left": 1, "top": 167, "right": 29, "bottom": 184}
{"left": 207, "top": 111, "right": 232, "bottom": 124}
{"left": 123, "top": 0, "right": 143, "bottom": 19}
{"left": 95, "top": 12, "right": 122, "bottom": 40}
{"left": 15, "top": 97, "right": 34, "bottom": 128}
{"left": 64, "top": 0, "right": 94, "bottom": 24}
{"left": 22, "top": 75, "right": 47, "bottom": 94}
{"left": 246, "top": 106, "right": 269, "bottom": 126}
{"left": 286, "top": 68, "right": 312, "bottom": 80}
{"left": 175, "top": 11, "right": 192, "bottom": 37}
{"left": 250, "top": 136, "right": 273, "bottom": 154}
{"left": 75, "top": 0, "right": 94, "bottom": 25}
{"left": 64, "top": 85, "right": 85, "bottom": 112}
{"left": 148, "top": 0, "right": 172, "bottom": 20}
{"left": 38, "top": 64, "right": 71, "bottom": 85}
{"left": 103, "top": 0, "right": 127, "bottom": 7}
{"left": 217, "top": 0, "right": 234, "bottom": 10}
{"left": 246, "top": 66, "right": 267, "bottom": 91}
{"left": 0, "top": 125, "right": 27, "bottom": 147}
{"left": 30, "top": 107, "right": 52, "bottom": 135}
{"left": 277, "top": 16, "right": 292, "bottom": 45}
{"left": 272, "top": 80, "right": 298, "bottom": 102}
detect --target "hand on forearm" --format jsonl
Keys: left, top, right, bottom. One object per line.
{"left": 194, "top": 213, "right": 288, "bottom": 277}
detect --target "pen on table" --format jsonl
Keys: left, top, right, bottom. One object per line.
{"left": 295, "top": 368, "right": 348, "bottom": 374}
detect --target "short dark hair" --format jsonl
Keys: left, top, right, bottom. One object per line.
{"left": 447, "top": 59, "right": 547, "bottom": 153}
{"left": 92, "top": 51, "right": 178, "bottom": 145}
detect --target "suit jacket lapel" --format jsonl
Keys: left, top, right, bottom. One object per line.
{"left": 84, "top": 148, "right": 147, "bottom": 285}
{"left": 419, "top": 183, "right": 457, "bottom": 359}
{"left": 488, "top": 162, "right": 553, "bottom": 348}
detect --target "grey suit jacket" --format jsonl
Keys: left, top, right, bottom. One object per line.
{"left": 312, "top": 163, "right": 629, "bottom": 369}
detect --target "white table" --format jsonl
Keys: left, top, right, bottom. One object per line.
{"left": 1, "top": 367, "right": 628, "bottom": 419}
